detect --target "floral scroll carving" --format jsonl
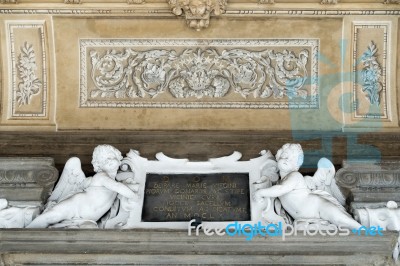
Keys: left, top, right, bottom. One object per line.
{"left": 361, "top": 41, "right": 382, "bottom": 106}
{"left": 89, "top": 47, "right": 309, "bottom": 100}
{"left": 168, "top": 0, "right": 227, "bottom": 31}
{"left": 17, "top": 42, "right": 42, "bottom": 106}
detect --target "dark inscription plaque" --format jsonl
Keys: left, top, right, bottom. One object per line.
{"left": 142, "top": 173, "right": 250, "bottom": 222}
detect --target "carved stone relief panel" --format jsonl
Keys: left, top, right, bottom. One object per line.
{"left": 6, "top": 21, "right": 48, "bottom": 118}
{"left": 80, "top": 39, "right": 319, "bottom": 109}
{"left": 352, "top": 22, "right": 390, "bottom": 120}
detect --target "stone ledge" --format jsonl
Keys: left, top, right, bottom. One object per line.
{"left": 0, "top": 229, "right": 397, "bottom": 265}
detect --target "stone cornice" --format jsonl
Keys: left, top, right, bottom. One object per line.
{"left": 0, "top": 0, "right": 399, "bottom": 31}
{"left": 0, "top": 1, "right": 399, "bottom": 12}
{"left": 0, "top": 6, "right": 398, "bottom": 16}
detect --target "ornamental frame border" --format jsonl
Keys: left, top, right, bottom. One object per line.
{"left": 116, "top": 150, "right": 278, "bottom": 229}
{"left": 0, "top": 8, "right": 399, "bottom": 16}
{"left": 352, "top": 22, "right": 390, "bottom": 120}
{"left": 6, "top": 21, "right": 48, "bottom": 118}
{"left": 79, "top": 38, "right": 319, "bottom": 109}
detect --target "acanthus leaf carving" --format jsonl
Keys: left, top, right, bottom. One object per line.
{"left": 17, "top": 42, "right": 42, "bottom": 106}
{"left": 361, "top": 41, "right": 382, "bottom": 106}
{"left": 168, "top": 0, "right": 227, "bottom": 31}
{"left": 89, "top": 47, "right": 309, "bottom": 101}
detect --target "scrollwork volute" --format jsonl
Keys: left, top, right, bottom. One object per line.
{"left": 335, "top": 169, "right": 358, "bottom": 188}
{"left": 168, "top": 0, "right": 227, "bottom": 31}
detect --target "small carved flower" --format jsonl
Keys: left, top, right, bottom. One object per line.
{"left": 99, "top": 56, "right": 118, "bottom": 76}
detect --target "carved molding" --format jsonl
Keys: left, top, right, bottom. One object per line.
{"left": 64, "top": 0, "right": 81, "bottom": 4}
{"left": 336, "top": 160, "right": 400, "bottom": 204}
{"left": 0, "top": 8, "right": 398, "bottom": 16}
{"left": 383, "top": 0, "right": 400, "bottom": 3}
{"left": 0, "top": 0, "right": 17, "bottom": 3}
{"left": 352, "top": 22, "right": 389, "bottom": 120}
{"left": 321, "top": 0, "right": 338, "bottom": 4}
{"left": 0, "top": 158, "right": 58, "bottom": 203}
{"left": 127, "top": 0, "right": 145, "bottom": 3}
{"left": 6, "top": 21, "right": 48, "bottom": 118}
{"left": 80, "top": 39, "right": 319, "bottom": 109}
{"left": 258, "top": 0, "right": 274, "bottom": 4}
{"left": 168, "top": 0, "right": 227, "bottom": 31}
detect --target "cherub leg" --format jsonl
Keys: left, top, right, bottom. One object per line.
{"left": 322, "top": 206, "right": 361, "bottom": 229}
{"left": 27, "top": 208, "right": 71, "bottom": 228}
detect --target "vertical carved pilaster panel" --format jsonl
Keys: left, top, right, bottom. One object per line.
{"left": 6, "top": 21, "right": 48, "bottom": 118}
{"left": 352, "top": 22, "right": 390, "bottom": 120}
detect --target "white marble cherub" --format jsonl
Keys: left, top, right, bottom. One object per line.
{"left": 27, "top": 145, "right": 138, "bottom": 228}
{"left": 253, "top": 143, "right": 361, "bottom": 229}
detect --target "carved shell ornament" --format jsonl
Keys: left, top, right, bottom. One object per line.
{"left": 168, "top": 0, "right": 227, "bottom": 31}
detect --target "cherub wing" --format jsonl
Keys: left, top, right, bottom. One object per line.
{"left": 48, "top": 157, "right": 86, "bottom": 203}
{"left": 304, "top": 157, "right": 346, "bottom": 206}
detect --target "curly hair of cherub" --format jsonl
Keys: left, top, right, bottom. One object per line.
{"left": 276, "top": 143, "right": 304, "bottom": 170}
{"left": 91, "top": 145, "right": 123, "bottom": 173}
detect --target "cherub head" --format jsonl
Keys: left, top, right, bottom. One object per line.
{"left": 355, "top": 201, "right": 400, "bottom": 231}
{"left": 275, "top": 143, "right": 304, "bottom": 174}
{"left": 92, "top": 145, "right": 123, "bottom": 178}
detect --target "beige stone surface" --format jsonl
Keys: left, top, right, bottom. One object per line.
{"left": 0, "top": 2, "right": 398, "bottom": 131}
{"left": 54, "top": 17, "right": 343, "bottom": 130}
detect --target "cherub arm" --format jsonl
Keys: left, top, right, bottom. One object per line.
{"left": 100, "top": 176, "right": 137, "bottom": 199}
{"left": 253, "top": 172, "right": 300, "bottom": 201}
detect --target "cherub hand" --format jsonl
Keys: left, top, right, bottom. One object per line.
{"left": 128, "top": 191, "right": 140, "bottom": 203}
{"left": 252, "top": 190, "right": 265, "bottom": 203}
